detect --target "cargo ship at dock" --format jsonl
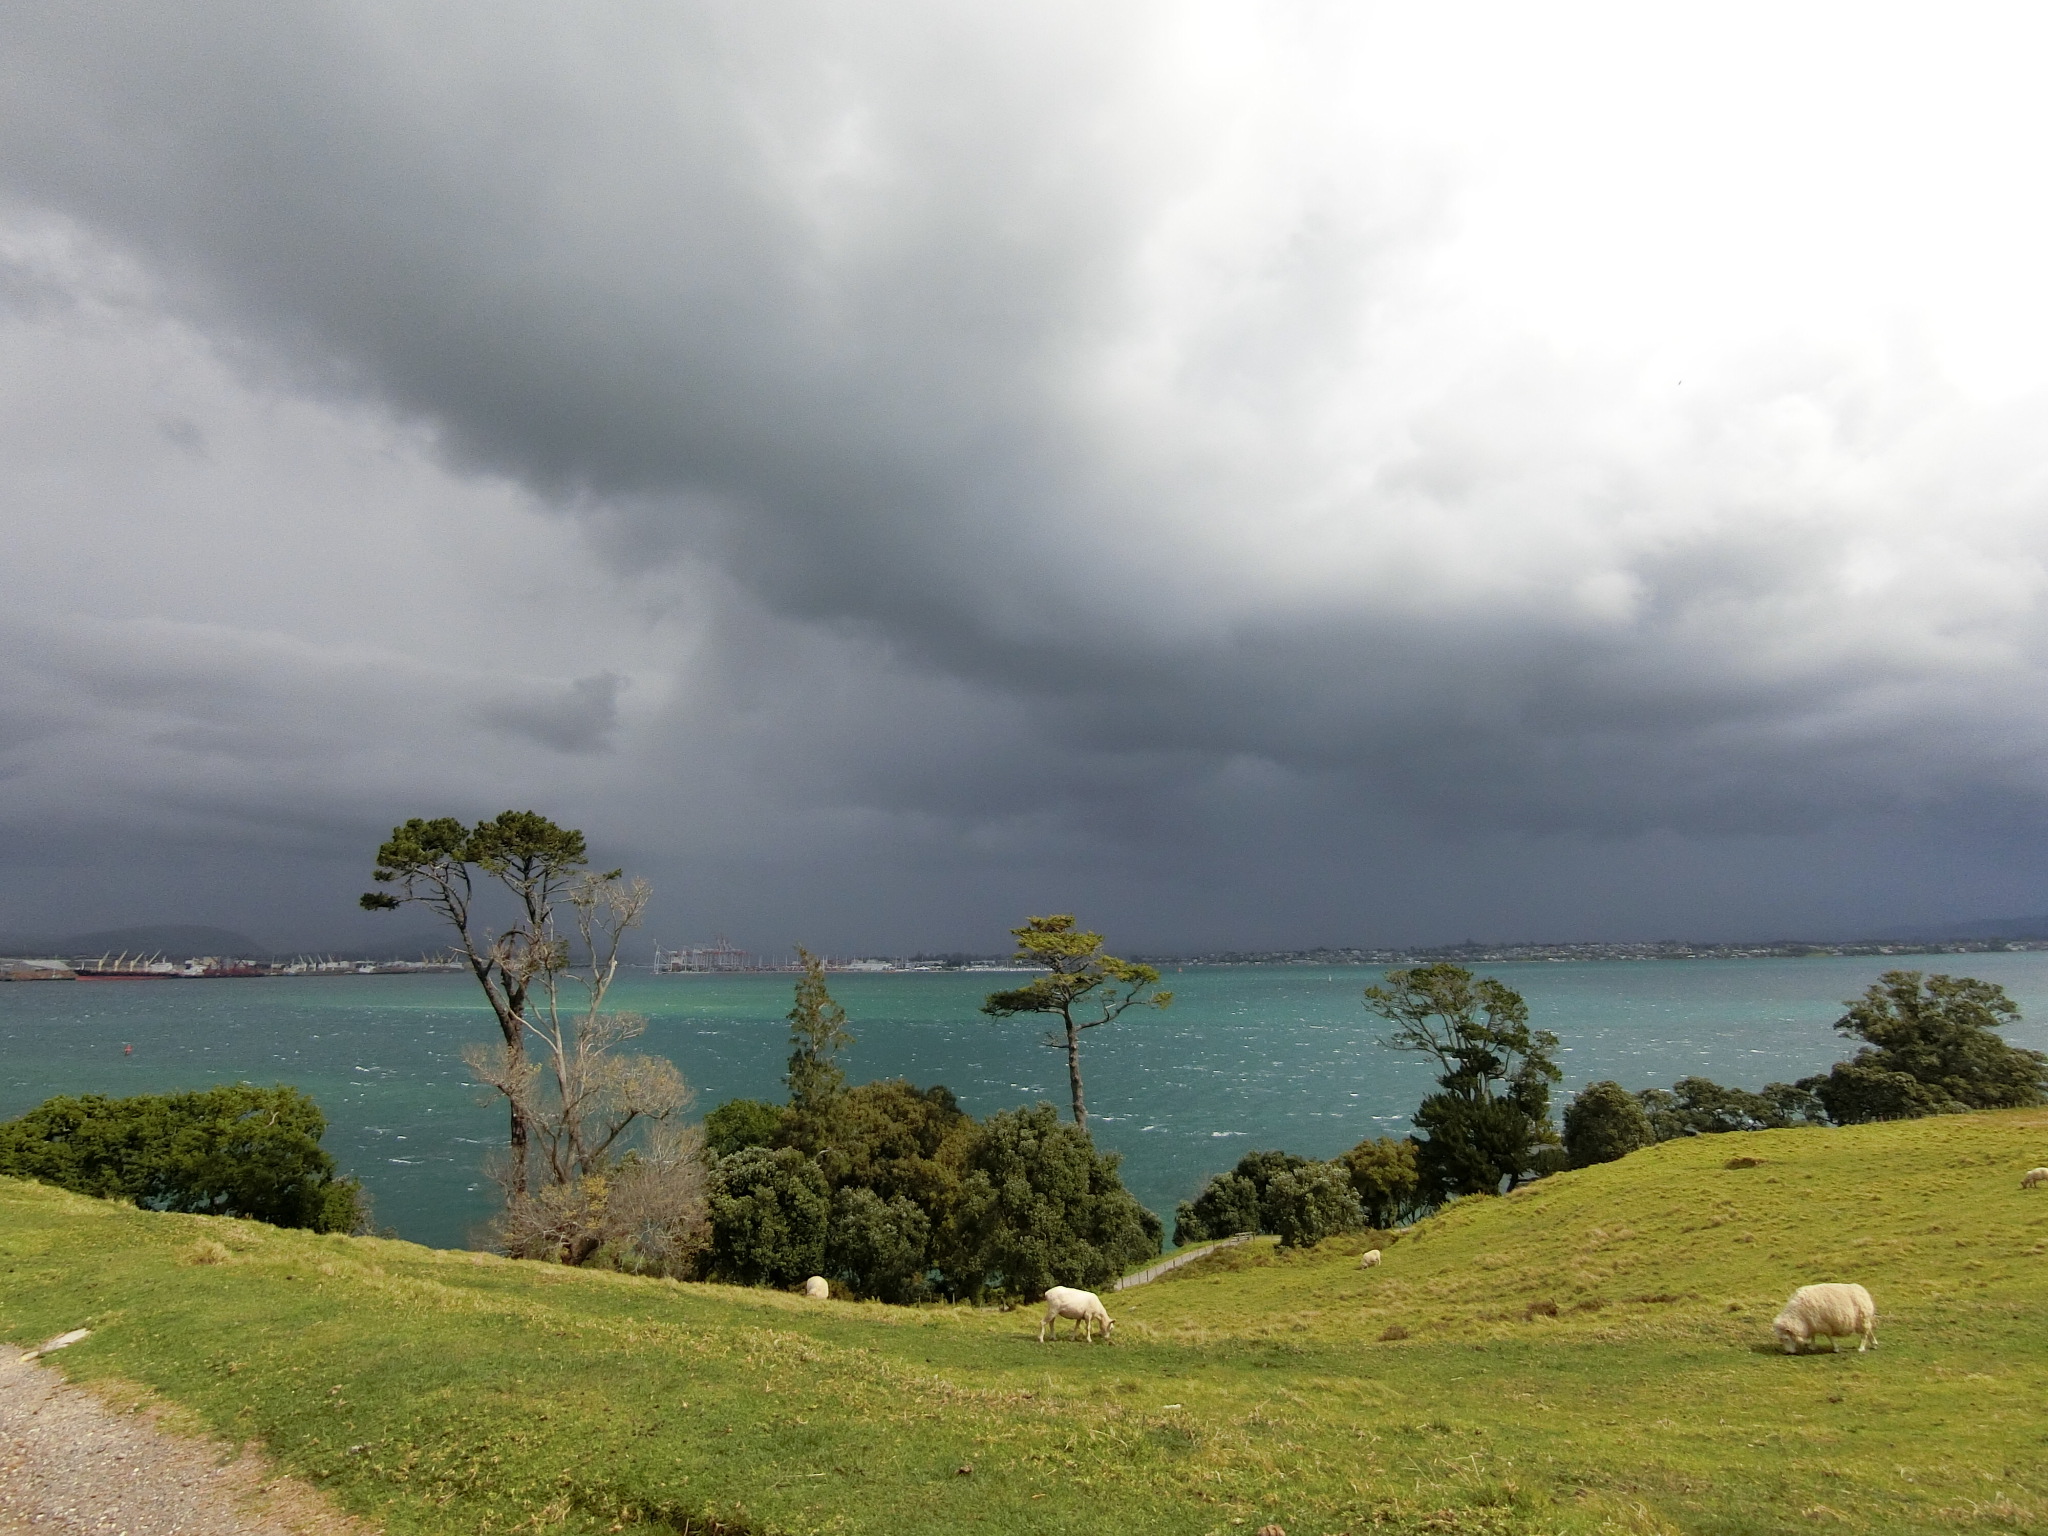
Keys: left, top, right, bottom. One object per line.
{"left": 74, "top": 952, "right": 269, "bottom": 979}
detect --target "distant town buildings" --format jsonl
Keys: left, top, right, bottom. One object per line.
{"left": 5, "top": 934, "right": 2040, "bottom": 981}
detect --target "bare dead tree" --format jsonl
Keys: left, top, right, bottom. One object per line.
{"left": 461, "top": 870, "right": 707, "bottom": 1268}
{"left": 488, "top": 1122, "right": 710, "bottom": 1273}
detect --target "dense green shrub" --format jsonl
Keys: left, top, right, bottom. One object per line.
{"left": 1180, "top": 1138, "right": 1423, "bottom": 1245}
{"left": 703, "top": 1099, "right": 787, "bottom": 1159}
{"left": 712, "top": 1081, "right": 1161, "bottom": 1301}
{"left": 1173, "top": 1149, "right": 1305, "bottom": 1245}
{"left": 1339, "top": 1136, "right": 1424, "bottom": 1228}
{"left": 825, "top": 1185, "right": 931, "bottom": 1303}
{"left": 1563, "top": 1081, "right": 1656, "bottom": 1167}
{"left": 796, "top": 1079, "right": 972, "bottom": 1208}
{"left": 705, "top": 1146, "right": 829, "bottom": 1287}
{"left": 1410, "top": 1091, "right": 1556, "bottom": 1200}
{"left": 1263, "top": 1161, "right": 1363, "bottom": 1248}
{"left": 1634, "top": 1076, "right": 1823, "bottom": 1139}
{"left": 1800, "top": 1061, "right": 1962, "bottom": 1124}
{"left": 944, "top": 1104, "right": 1160, "bottom": 1300}
{"left": 773, "top": 1078, "right": 970, "bottom": 1299}
{"left": 0, "top": 1085, "right": 363, "bottom": 1232}
{"left": 1797, "top": 971, "right": 2048, "bottom": 1123}
{"left": 704, "top": 967, "right": 1164, "bottom": 1302}
{"left": 0, "top": 1089, "right": 366, "bottom": 1236}
{"left": 1173, "top": 1172, "right": 1260, "bottom": 1246}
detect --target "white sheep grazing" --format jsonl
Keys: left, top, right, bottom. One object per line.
{"left": 802, "top": 1275, "right": 830, "bottom": 1299}
{"left": 2022, "top": 1167, "right": 2048, "bottom": 1189}
{"left": 1359, "top": 1249, "right": 1382, "bottom": 1269}
{"left": 1772, "top": 1282, "right": 1876, "bottom": 1354}
{"left": 1039, "top": 1285, "right": 1113, "bottom": 1343}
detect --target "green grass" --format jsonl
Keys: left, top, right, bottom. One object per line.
{"left": 7, "top": 1111, "right": 2048, "bottom": 1535}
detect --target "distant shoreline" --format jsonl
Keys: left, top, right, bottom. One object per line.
{"left": 1131, "top": 938, "right": 2048, "bottom": 968}
{"left": 8, "top": 937, "right": 2046, "bottom": 980}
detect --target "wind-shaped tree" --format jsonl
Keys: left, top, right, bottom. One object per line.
{"left": 980, "top": 915, "right": 1170, "bottom": 1129}
{"left": 363, "top": 812, "right": 703, "bottom": 1268}
{"left": 1800, "top": 970, "right": 2048, "bottom": 1122}
{"left": 360, "top": 811, "right": 587, "bottom": 1194}
{"left": 1366, "top": 963, "right": 1560, "bottom": 1200}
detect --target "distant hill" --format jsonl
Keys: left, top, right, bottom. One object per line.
{"left": 0, "top": 924, "right": 268, "bottom": 960}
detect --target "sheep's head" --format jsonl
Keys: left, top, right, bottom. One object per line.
{"left": 1771, "top": 1315, "right": 1803, "bottom": 1353}
{"left": 1102, "top": 1316, "right": 1115, "bottom": 1338}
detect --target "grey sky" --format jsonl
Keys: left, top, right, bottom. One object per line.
{"left": 2, "top": 2, "right": 2046, "bottom": 954}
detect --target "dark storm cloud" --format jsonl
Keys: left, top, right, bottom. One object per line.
{"left": 480, "top": 674, "right": 624, "bottom": 755}
{"left": 2, "top": 3, "right": 2048, "bottom": 948}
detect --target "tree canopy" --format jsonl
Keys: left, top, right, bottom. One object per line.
{"left": 945, "top": 1103, "right": 1161, "bottom": 1299}
{"left": 1633, "top": 1076, "right": 1822, "bottom": 1140}
{"left": 1798, "top": 970, "right": 2048, "bottom": 1123}
{"left": 1176, "top": 1138, "right": 1407, "bottom": 1246}
{"left": 1339, "top": 1136, "right": 1424, "bottom": 1228}
{"left": 704, "top": 1098, "right": 786, "bottom": 1159}
{"left": 1261, "top": 1161, "right": 1364, "bottom": 1248}
{"left": 705, "top": 1145, "right": 830, "bottom": 1288}
{"left": 1563, "top": 1080, "right": 1656, "bottom": 1167}
{"left": 362, "top": 810, "right": 593, "bottom": 1193}
{"left": 1366, "top": 963, "right": 1560, "bottom": 1200}
{"left": 981, "top": 915, "right": 1170, "bottom": 1128}
{"left": 825, "top": 1186, "right": 932, "bottom": 1304}
{"left": 1173, "top": 1149, "right": 1306, "bottom": 1245}
{"left": 784, "top": 948, "right": 854, "bottom": 1114}
{"left": 0, "top": 1085, "right": 362, "bottom": 1232}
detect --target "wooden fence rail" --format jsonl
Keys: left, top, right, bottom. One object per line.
{"left": 1114, "top": 1232, "right": 1256, "bottom": 1291}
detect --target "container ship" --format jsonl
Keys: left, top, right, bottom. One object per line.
{"left": 75, "top": 952, "right": 270, "bottom": 979}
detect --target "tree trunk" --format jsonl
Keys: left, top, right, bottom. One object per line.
{"left": 1065, "top": 1015, "right": 1087, "bottom": 1129}
{"left": 507, "top": 1100, "right": 529, "bottom": 1196}
{"left": 499, "top": 1012, "right": 530, "bottom": 1197}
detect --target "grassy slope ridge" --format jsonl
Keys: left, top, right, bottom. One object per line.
{"left": 4, "top": 1113, "right": 2046, "bottom": 1536}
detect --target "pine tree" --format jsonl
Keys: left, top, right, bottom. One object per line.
{"left": 785, "top": 948, "right": 854, "bottom": 1113}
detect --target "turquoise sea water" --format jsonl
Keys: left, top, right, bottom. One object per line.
{"left": 7, "top": 954, "right": 2048, "bottom": 1250}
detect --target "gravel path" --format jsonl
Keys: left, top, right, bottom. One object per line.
{"left": 0, "top": 1341, "right": 362, "bottom": 1536}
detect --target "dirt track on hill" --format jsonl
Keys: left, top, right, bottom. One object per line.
{"left": 0, "top": 1345, "right": 361, "bottom": 1536}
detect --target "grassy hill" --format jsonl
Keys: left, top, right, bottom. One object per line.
{"left": 5, "top": 1110, "right": 2047, "bottom": 1536}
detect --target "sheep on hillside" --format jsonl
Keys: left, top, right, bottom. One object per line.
{"left": 802, "top": 1275, "right": 830, "bottom": 1299}
{"left": 1359, "top": 1249, "right": 1382, "bottom": 1268}
{"left": 1771, "top": 1282, "right": 1876, "bottom": 1354}
{"left": 1040, "top": 1286, "right": 1113, "bottom": 1342}
{"left": 2022, "top": 1167, "right": 2048, "bottom": 1189}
